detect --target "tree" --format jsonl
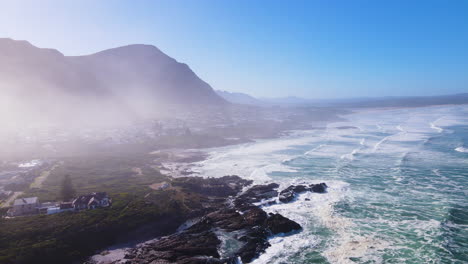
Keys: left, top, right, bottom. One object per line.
{"left": 60, "top": 174, "right": 76, "bottom": 201}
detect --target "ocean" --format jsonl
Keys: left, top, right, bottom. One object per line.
{"left": 192, "top": 105, "right": 468, "bottom": 264}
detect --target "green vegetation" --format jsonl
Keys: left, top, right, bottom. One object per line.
{"left": 0, "top": 191, "right": 196, "bottom": 264}
{"left": 24, "top": 155, "right": 167, "bottom": 202}
{"left": 0, "top": 154, "right": 201, "bottom": 264}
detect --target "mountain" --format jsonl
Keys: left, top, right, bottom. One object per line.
{"left": 215, "top": 90, "right": 265, "bottom": 105}
{"left": 218, "top": 88, "right": 468, "bottom": 108}
{"left": 325, "top": 94, "right": 468, "bottom": 108}
{"left": 259, "top": 96, "right": 315, "bottom": 106}
{"left": 0, "top": 38, "right": 226, "bottom": 126}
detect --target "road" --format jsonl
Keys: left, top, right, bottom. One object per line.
{"left": 1, "top": 191, "right": 23, "bottom": 208}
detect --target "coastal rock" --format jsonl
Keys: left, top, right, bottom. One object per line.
{"left": 243, "top": 207, "right": 268, "bottom": 226}
{"left": 278, "top": 183, "right": 327, "bottom": 203}
{"left": 237, "top": 227, "right": 271, "bottom": 262}
{"left": 172, "top": 175, "right": 253, "bottom": 197}
{"left": 265, "top": 213, "right": 302, "bottom": 234}
{"left": 114, "top": 181, "right": 309, "bottom": 264}
{"left": 310, "top": 182, "right": 328, "bottom": 193}
{"left": 127, "top": 230, "right": 221, "bottom": 263}
{"left": 278, "top": 185, "right": 308, "bottom": 203}
{"left": 237, "top": 183, "right": 279, "bottom": 204}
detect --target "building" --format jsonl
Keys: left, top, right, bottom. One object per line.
{"left": 38, "top": 202, "right": 57, "bottom": 214}
{"left": 72, "top": 192, "right": 110, "bottom": 210}
{"left": 46, "top": 202, "right": 74, "bottom": 215}
{"left": 7, "top": 197, "right": 40, "bottom": 216}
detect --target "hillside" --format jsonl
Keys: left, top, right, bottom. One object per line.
{"left": 216, "top": 90, "right": 265, "bottom": 105}
{"left": 0, "top": 38, "right": 226, "bottom": 126}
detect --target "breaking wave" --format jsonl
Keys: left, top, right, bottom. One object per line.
{"left": 455, "top": 146, "right": 468, "bottom": 153}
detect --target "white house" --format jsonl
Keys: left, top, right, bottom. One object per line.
{"left": 7, "top": 197, "right": 40, "bottom": 216}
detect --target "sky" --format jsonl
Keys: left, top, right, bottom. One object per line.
{"left": 0, "top": 0, "right": 467, "bottom": 99}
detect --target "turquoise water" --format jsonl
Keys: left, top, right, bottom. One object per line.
{"left": 195, "top": 105, "right": 468, "bottom": 264}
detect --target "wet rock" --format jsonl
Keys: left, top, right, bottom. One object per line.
{"left": 278, "top": 185, "right": 308, "bottom": 203}
{"left": 237, "top": 227, "right": 271, "bottom": 262}
{"left": 172, "top": 175, "right": 253, "bottom": 197}
{"left": 131, "top": 230, "right": 221, "bottom": 263}
{"left": 123, "top": 252, "right": 136, "bottom": 259}
{"left": 310, "top": 182, "right": 328, "bottom": 193}
{"left": 243, "top": 207, "right": 268, "bottom": 226}
{"left": 237, "top": 183, "right": 279, "bottom": 204}
{"left": 116, "top": 180, "right": 314, "bottom": 264}
{"left": 265, "top": 213, "right": 302, "bottom": 234}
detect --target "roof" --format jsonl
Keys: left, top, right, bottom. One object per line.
{"left": 60, "top": 202, "right": 73, "bottom": 209}
{"left": 72, "top": 195, "right": 92, "bottom": 205}
{"left": 13, "top": 197, "right": 38, "bottom": 206}
{"left": 88, "top": 197, "right": 99, "bottom": 206}
{"left": 72, "top": 192, "right": 108, "bottom": 206}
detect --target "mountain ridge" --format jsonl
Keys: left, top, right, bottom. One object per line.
{"left": 0, "top": 38, "right": 227, "bottom": 126}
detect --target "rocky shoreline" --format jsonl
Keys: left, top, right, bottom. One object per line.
{"left": 90, "top": 176, "right": 327, "bottom": 264}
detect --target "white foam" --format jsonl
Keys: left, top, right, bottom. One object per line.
{"left": 192, "top": 130, "right": 332, "bottom": 183}
{"left": 305, "top": 144, "right": 326, "bottom": 155}
{"left": 372, "top": 136, "right": 390, "bottom": 152}
{"left": 252, "top": 180, "right": 351, "bottom": 264}
{"left": 340, "top": 148, "right": 360, "bottom": 161}
{"left": 430, "top": 117, "right": 444, "bottom": 133}
{"left": 18, "top": 159, "right": 42, "bottom": 168}
{"left": 396, "top": 125, "right": 405, "bottom": 133}
{"left": 455, "top": 146, "right": 468, "bottom": 153}
{"left": 191, "top": 104, "right": 468, "bottom": 263}
{"left": 90, "top": 248, "right": 128, "bottom": 264}
{"left": 431, "top": 169, "right": 441, "bottom": 177}
{"left": 360, "top": 138, "right": 366, "bottom": 146}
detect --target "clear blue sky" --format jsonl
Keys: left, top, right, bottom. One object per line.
{"left": 1, "top": 0, "right": 467, "bottom": 98}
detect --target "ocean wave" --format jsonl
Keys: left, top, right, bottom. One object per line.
{"left": 340, "top": 148, "right": 360, "bottom": 160}
{"left": 430, "top": 120, "right": 444, "bottom": 133}
{"left": 371, "top": 125, "right": 406, "bottom": 152}
{"left": 359, "top": 138, "right": 366, "bottom": 146}
{"left": 372, "top": 136, "right": 390, "bottom": 152}
{"left": 396, "top": 125, "right": 406, "bottom": 133}
{"left": 431, "top": 169, "right": 441, "bottom": 177}
{"left": 252, "top": 180, "right": 352, "bottom": 264}
{"left": 305, "top": 144, "right": 326, "bottom": 155}
{"left": 340, "top": 138, "right": 366, "bottom": 161}
{"left": 192, "top": 105, "right": 468, "bottom": 263}
{"left": 455, "top": 146, "right": 468, "bottom": 153}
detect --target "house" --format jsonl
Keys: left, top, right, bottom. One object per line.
{"left": 38, "top": 202, "right": 57, "bottom": 214}
{"left": 47, "top": 202, "right": 74, "bottom": 215}
{"left": 72, "top": 192, "right": 110, "bottom": 210}
{"left": 60, "top": 202, "right": 74, "bottom": 210}
{"left": 7, "top": 197, "right": 40, "bottom": 216}
{"left": 46, "top": 203, "right": 74, "bottom": 215}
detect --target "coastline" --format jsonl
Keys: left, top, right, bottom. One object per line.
{"left": 87, "top": 176, "right": 329, "bottom": 264}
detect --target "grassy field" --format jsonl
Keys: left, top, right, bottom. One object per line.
{"left": 24, "top": 154, "right": 168, "bottom": 202}
{"left": 29, "top": 163, "right": 61, "bottom": 189}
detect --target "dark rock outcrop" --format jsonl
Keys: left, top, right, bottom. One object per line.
{"left": 234, "top": 183, "right": 279, "bottom": 211}
{"left": 278, "top": 185, "right": 308, "bottom": 203}
{"left": 172, "top": 175, "right": 253, "bottom": 197}
{"left": 310, "top": 183, "right": 328, "bottom": 193}
{"left": 278, "top": 183, "right": 328, "bottom": 203}
{"left": 112, "top": 179, "right": 327, "bottom": 264}
{"left": 265, "top": 213, "right": 301, "bottom": 234}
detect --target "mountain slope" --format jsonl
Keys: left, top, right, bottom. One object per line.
{"left": 0, "top": 38, "right": 226, "bottom": 126}
{"left": 215, "top": 90, "right": 265, "bottom": 105}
